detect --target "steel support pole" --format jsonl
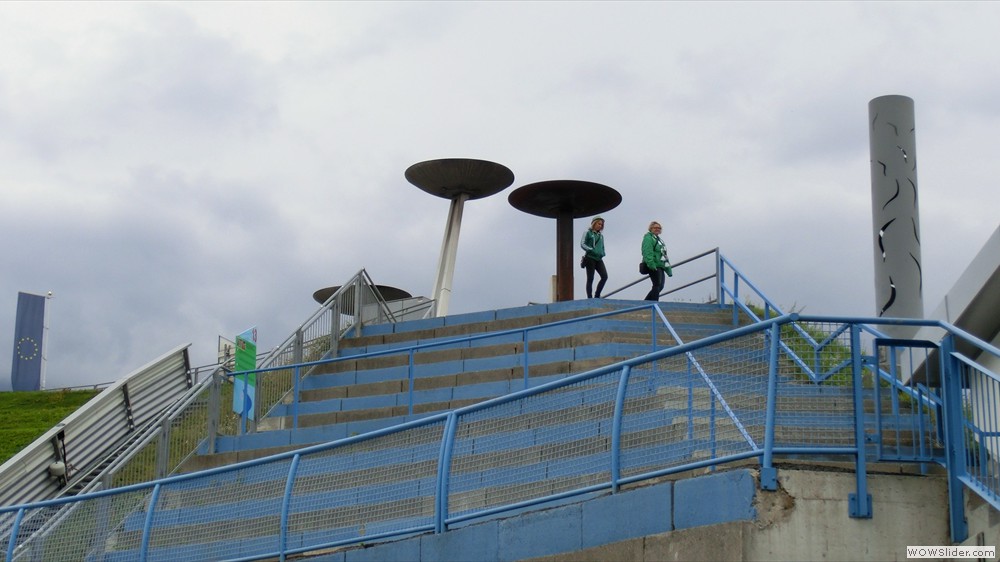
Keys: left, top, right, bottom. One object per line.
{"left": 432, "top": 194, "right": 468, "bottom": 316}
{"left": 555, "top": 211, "right": 574, "bottom": 301}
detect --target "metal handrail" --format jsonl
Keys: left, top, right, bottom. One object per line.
{"left": 227, "top": 302, "right": 679, "bottom": 429}
{"left": 10, "top": 314, "right": 997, "bottom": 560}
{"left": 603, "top": 247, "right": 721, "bottom": 299}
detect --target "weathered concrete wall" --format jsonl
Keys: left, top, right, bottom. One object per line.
{"left": 538, "top": 469, "right": 953, "bottom": 562}
{"left": 958, "top": 488, "right": 1000, "bottom": 553}
{"left": 743, "top": 470, "right": 949, "bottom": 561}
{"left": 305, "top": 467, "right": 968, "bottom": 562}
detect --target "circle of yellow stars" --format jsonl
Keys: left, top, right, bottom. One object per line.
{"left": 16, "top": 337, "right": 39, "bottom": 361}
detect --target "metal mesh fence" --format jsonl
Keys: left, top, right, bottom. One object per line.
{"left": 448, "top": 373, "right": 620, "bottom": 519}
{"left": 774, "top": 321, "right": 858, "bottom": 448}
{"left": 868, "top": 342, "right": 942, "bottom": 461}
{"left": 14, "top": 488, "right": 150, "bottom": 562}
{"left": 287, "top": 422, "right": 443, "bottom": 547}
{"left": 619, "top": 333, "right": 771, "bottom": 478}
{"left": 6, "top": 315, "right": 996, "bottom": 561}
{"left": 107, "top": 438, "right": 160, "bottom": 490}
{"left": 164, "top": 391, "right": 215, "bottom": 477}
{"left": 146, "top": 458, "right": 295, "bottom": 561}
{"left": 960, "top": 356, "right": 1000, "bottom": 499}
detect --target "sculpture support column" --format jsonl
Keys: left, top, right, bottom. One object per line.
{"left": 869, "top": 95, "right": 924, "bottom": 331}
{"left": 431, "top": 193, "right": 468, "bottom": 317}
{"left": 555, "top": 212, "right": 574, "bottom": 301}
{"left": 405, "top": 158, "right": 514, "bottom": 318}
{"left": 508, "top": 180, "right": 621, "bottom": 304}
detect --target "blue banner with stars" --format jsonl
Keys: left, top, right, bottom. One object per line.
{"left": 11, "top": 292, "right": 46, "bottom": 391}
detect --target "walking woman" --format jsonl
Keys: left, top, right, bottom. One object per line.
{"left": 641, "top": 221, "right": 672, "bottom": 301}
{"left": 580, "top": 216, "right": 608, "bottom": 299}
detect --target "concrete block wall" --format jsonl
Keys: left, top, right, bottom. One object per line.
{"left": 305, "top": 468, "right": 757, "bottom": 561}
{"left": 299, "top": 466, "right": 956, "bottom": 562}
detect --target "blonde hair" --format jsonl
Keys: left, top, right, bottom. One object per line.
{"left": 648, "top": 221, "right": 661, "bottom": 232}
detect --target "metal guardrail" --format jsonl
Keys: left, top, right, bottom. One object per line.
{"left": 3, "top": 313, "right": 996, "bottom": 561}
{"left": 228, "top": 303, "right": 678, "bottom": 430}
{"left": 0, "top": 346, "right": 193, "bottom": 539}
{"left": 0, "top": 271, "right": 403, "bottom": 559}
{"left": 4, "top": 250, "right": 999, "bottom": 560}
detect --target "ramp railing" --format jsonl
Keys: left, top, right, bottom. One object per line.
{"left": 3, "top": 313, "right": 997, "bottom": 560}
{"left": 227, "top": 302, "right": 678, "bottom": 431}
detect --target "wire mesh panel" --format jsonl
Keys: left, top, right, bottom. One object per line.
{"left": 286, "top": 421, "right": 444, "bottom": 549}
{"left": 959, "top": 355, "right": 1000, "bottom": 500}
{"left": 13, "top": 488, "right": 150, "bottom": 562}
{"left": 10, "top": 313, "right": 998, "bottom": 560}
{"left": 773, "top": 321, "right": 859, "bottom": 449}
{"left": 870, "top": 341, "right": 943, "bottom": 462}
{"left": 164, "top": 391, "right": 215, "bottom": 478}
{"left": 620, "top": 332, "right": 770, "bottom": 478}
{"left": 140, "top": 458, "right": 296, "bottom": 561}
{"left": 447, "top": 372, "right": 621, "bottom": 520}
{"left": 107, "top": 439, "right": 160, "bottom": 490}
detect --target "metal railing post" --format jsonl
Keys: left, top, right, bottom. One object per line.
{"left": 611, "top": 366, "right": 631, "bottom": 492}
{"left": 408, "top": 350, "right": 415, "bottom": 416}
{"left": 206, "top": 371, "right": 220, "bottom": 454}
{"left": 940, "top": 334, "right": 969, "bottom": 542}
{"left": 715, "top": 248, "right": 723, "bottom": 306}
{"left": 760, "top": 322, "right": 780, "bottom": 490}
{"left": 651, "top": 307, "right": 657, "bottom": 353}
{"left": 435, "top": 412, "right": 459, "bottom": 534}
{"left": 331, "top": 299, "right": 341, "bottom": 358}
{"left": 293, "top": 328, "right": 304, "bottom": 365}
{"left": 292, "top": 365, "right": 301, "bottom": 429}
{"left": 279, "top": 454, "right": 301, "bottom": 561}
{"left": 156, "top": 416, "right": 170, "bottom": 479}
{"left": 849, "top": 323, "right": 872, "bottom": 518}
{"left": 522, "top": 329, "right": 530, "bottom": 389}
{"left": 353, "top": 277, "right": 363, "bottom": 336}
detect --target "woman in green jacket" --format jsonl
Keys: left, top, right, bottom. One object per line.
{"left": 580, "top": 216, "right": 608, "bottom": 298}
{"left": 641, "top": 221, "right": 672, "bottom": 301}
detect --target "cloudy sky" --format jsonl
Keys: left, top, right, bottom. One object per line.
{"left": 2, "top": 2, "right": 998, "bottom": 390}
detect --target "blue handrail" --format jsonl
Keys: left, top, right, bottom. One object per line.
{"left": 225, "top": 303, "right": 677, "bottom": 431}
{"left": 2, "top": 315, "right": 998, "bottom": 561}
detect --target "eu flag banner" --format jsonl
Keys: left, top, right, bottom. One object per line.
{"left": 11, "top": 292, "right": 46, "bottom": 391}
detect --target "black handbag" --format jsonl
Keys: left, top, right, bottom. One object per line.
{"left": 639, "top": 262, "right": 650, "bottom": 275}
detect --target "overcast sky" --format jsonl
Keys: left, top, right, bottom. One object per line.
{"left": 2, "top": 2, "right": 998, "bottom": 390}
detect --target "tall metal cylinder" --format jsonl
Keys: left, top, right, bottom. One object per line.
{"left": 868, "top": 95, "right": 924, "bottom": 325}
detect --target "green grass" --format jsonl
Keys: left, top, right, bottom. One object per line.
{"left": 0, "top": 389, "right": 101, "bottom": 463}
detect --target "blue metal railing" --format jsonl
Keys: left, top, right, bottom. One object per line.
{"left": 4, "top": 249, "right": 1000, "bottom": 560}
{"left": 227, "top": 303, "right": 678, "bottom": 432}
{"left": 4, "top": 313, "right": 998, "bottom": 561}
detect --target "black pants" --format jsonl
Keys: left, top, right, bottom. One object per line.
{"left": 584, "top": 257, "right": 608, "bottom": 298}
{"left": 645, "top": 268, "right": 665, "bottom": 301}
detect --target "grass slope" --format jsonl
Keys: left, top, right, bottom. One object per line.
{"left": 0, "top": 389, "right": 101, "bottom": 463}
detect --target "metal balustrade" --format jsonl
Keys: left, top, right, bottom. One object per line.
{"left": 3, "top": 250, "right": 998, "bottom": 560}
{"left": 1, "top": 312, "right": 996, "bottom": 561}
{"left": 224, "top": 303, "right": 677, "bottom": 433}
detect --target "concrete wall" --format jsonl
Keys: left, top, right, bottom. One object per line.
{"left": 537, "top": 469, "right": 951, "bottom": 562}
{"left": 298, "top": 466, "right": 962, "bottom": 562}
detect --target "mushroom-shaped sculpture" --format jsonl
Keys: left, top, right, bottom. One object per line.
{"left": 508, "top": 180, "right": 622, "bottom": 301}
{"left": 312, "top": 285, "right": 413, "bottom": 306}
{"left": 405, "top": 158, "right": 515, "bottom": 316}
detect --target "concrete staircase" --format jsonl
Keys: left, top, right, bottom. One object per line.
{"left": 181, "top": 299, "right": 738, "bottom": 472}
{"left": 56, "top": 299, "right": 941, "bottom": 562}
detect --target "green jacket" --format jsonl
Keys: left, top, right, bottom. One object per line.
{"left": 580, "top": 229, "right": 605, "bottom": 261}
{"left": 642, "top": 232, "right": 669, "bottom": 270}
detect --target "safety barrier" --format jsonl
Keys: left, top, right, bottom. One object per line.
{"left": 2, "top": 312, "right": 996, "bottom": 560}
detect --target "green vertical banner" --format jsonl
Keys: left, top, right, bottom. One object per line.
{"left": 232, "top": 327, "right": 258, "bottom": 420}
